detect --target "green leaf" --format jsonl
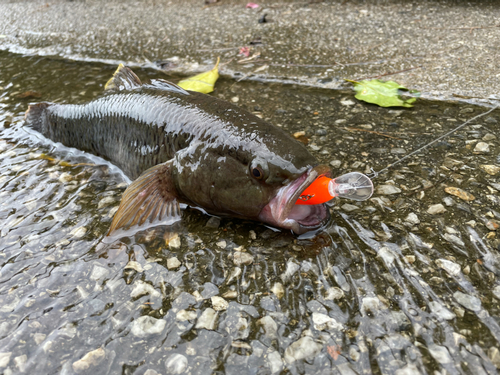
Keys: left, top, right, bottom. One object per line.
{"left": 346, "top": 79, "right": 419, "bottom": 108}
{"left": 178, "top": 57, "right": 220, "bottom": 94}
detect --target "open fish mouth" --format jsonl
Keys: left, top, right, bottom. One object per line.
{"left": 259, "top": 165, "right": 331, "bottom": 234}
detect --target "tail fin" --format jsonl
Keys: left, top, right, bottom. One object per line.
{"left": 24, "top": 103, "right": 50, "bottom": 133}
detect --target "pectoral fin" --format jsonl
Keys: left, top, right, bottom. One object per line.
{"left": 105, "top": 64, "right": 142, "bottom": 92}
{"left": 108, "top": 161, "right": 181, "bottom": 235}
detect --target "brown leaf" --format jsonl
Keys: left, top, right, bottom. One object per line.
{"left": 444, "top": 187, "right": 475, "bottom": 201}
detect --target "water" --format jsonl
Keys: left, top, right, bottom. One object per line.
{"left": 1, "top": 50, "right": 500, "bottom": 374}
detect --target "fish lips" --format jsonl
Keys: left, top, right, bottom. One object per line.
{"left": 258, "top": 165, "right": 332, "bottom": 234}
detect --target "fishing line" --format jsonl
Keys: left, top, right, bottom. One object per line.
{"left": 368, "top": 104, "right": 499, "bottom": 179}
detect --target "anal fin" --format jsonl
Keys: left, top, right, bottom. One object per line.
{"left": 108, "top": 161, "right": 181, "bottom": 235}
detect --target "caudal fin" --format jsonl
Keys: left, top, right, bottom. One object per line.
{"left": 24, "top": 103, "right": 50, "bottom": 133}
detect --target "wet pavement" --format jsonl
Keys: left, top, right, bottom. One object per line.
{"left": 1, "top": 0, "right": 500, "bottom": 104}
{"left": 1, "top": 50, "right": 500, "bottom": 374}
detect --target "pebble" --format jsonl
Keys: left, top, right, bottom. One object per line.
{"left": 233, "top": 251, "right": 254, "bottom": 266}
{"left": 444, "top": 187, "right": 475, "bottom": 201}
{"left": 267, "top": 351, "right": 283, "bottom": 374}
{"left": 33, "top": 332, "right": 46, "bottom": 345}
{"left": 428, "top": 344, "right": 452, "bottom": 364}
{"left": 481, "top": 165, "right": 500, "bottom": 175}
{"left": 442, "top": 196, "right": 454, "bottom": 206}
{"left": 231, "top": 96, "right": 239, "bottom": 103}
{"left": 216, "top": 240, "right": 227, "bottom": 249}
{"left": 427, "top": 204, "right": 446, "bottom": 215}
{"left": 361, "top": 297, "right": 380, "bottom": 315}
{"left": 97, "top": 196, "right": 115, "bottom": 209}
{"left": 488, "top": 347, "right": 500, "bottom": 369}
{"left": 167, "top": 257, "right": 181, "bottom": 270}
{"left": 271, "top": 282, "right": 284, "bottom": 298}
{"left": 312, "top": 313, "right": 342, "bottom": 331}
{"left": 130, "top": 316, "right": 166, "bottom": 337}
{"left": 195, "top": 308, "right": 218, "bottom": 330}
{"left": 72, "top": 348, "right": 105, "bottom": 373}
{"left": 166, "top": 233, "right": 181, "bottom": 249}
{"left": 453, "top": 291, "right": 482, "bottom": 312}
{"left": 436, "top": 259, "right": 461, "bottom": 276}
{"left": 486, "top": 220, "right": 500, "bottom": 231}
{"left": 483, "top": 133, "right": 497, "bottom": 141}
{"left": 90, "top": 265, "right": 109, "bottom": 281}
{"left": 340, "top": 98, "right": 355, "bottom": 106}
{"left": 284, "top": 336, "right": 323, "bottom": 363}
{"left": 474, "top": 142, "right": 490, "bottom": 153}
{"left": 131, "top": 281, "right": 160, "bottom": 298}
{"left": 330, "top": 160, "right": 342, "bottom": 168}
{"left": 404, "top": 213, "right": 420, "bottom": 225}
{"left": 324, "top": 287, "right": 344, "bottom": 300}
{"left": 165, "top": 354, "right": 188, "bottom": 375}
{"left": 176, "top": 309, "right": 197, "bottom": 322}
{"left": 59, "top": 172, "right": 73, "bottom": 183}
{"left": 249, "top": 230, "right": 257, "bottom": 240}
{"left": 201, "top": 282, "right": 219, "bottom": 299}
{"left": 341, "top": 203, "right": 359, "bottom": 212}
{"left": 376, "top": 185, "right": 401, "bottom": 195}
{"left": 390, "top": 148, "right": 406, "bottom": 154}
{"left": 0, "top": 352, "right": 11, "bottom": 368}
{"left": 257, "top": 316, "right": 277, "bottom": 338}
{"left": 205, "top": 216, "right": 220, "bottom": 228}
{"left": 492, "top": 285, "right": 500, "bottom": 300}
{"left": 211, "top": 296, "right": 229, "bottom": 311}
{"left": 14, "top": 355, "right": 27, "bottom": 372}
{"left": 124, "top": 261, "right": 143, "bottom": 272}
{"left": 70, "top": 226, "right": 87, "bottom": 238}
{"left": 429, "top": 301, "right": 456, "bottom": 320}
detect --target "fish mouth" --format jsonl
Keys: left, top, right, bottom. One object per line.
{"left": 258, "top": 165, "right": 331, "bottom": 234}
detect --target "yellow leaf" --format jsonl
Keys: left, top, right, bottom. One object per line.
{"left": 178, "top": 57, "right": 220, "bottom": 94}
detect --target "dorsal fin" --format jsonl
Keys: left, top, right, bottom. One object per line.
{"left": 105, "top": 64, "right": 142, "bottom": 92}
{"left": 147, "top": 79, "right": 190, "bottom": 95}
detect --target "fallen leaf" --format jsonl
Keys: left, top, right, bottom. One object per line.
{"left": 345, "top": 79, "right": 419, "bottom": 108}
{"left": 444, "top": 187, "right": 475, "bottom": 201}
{"left": 246, "top": 2, "right": 259, "bottom": 8}
{"left": 178, "top": 57, "right": 220, "bottom": 94}
{"left": 327, "top": 345, "right": 341, "bottom": 360}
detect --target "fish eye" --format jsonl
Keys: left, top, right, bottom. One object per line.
{"left": 252, "top": 167, "right": 264, "bottom": 179}
{"left": 250, "top": 158, "right": 269, "bottom": 181}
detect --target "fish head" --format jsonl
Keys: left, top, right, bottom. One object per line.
{"left": 173, "top": 140, "right": 331, "bottom": 235}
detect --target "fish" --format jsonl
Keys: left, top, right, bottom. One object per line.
{"left": 24, "top": 65, "right": 331, "bottom": 235}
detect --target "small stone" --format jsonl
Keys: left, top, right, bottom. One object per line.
{"left": 483, "top": 133, "right": 496, "bottom": 141}
{"left": 211, "top": 296, "right": 229, "bottom": 311}
{"left": 444, "top": 187, "right": 475, "bottom": 201}
{"left": 404, "top": 213, "right": 420, "bottom": 225}
{"left": 14, "top": 355, "right": 27, "bottom": 372}
{"left": 361, "top": 297, "right": 380, "bottom": 315}
{"left": 167, "top": 257, "right": 181, "bottom": 270}
{"left": 492, "top": 285, "right": 500, "bottom": 300}
{"left": 341, "top": 203, "right": 359, "bottom": 212}
{"left": 324, "top": 287, "right": 344, "bottom": 300}
{"left": 33, "top": 333, "right": 46, "bottom": 345}
{"left": 231, "top": 96, "right": 239, "bottom": 103}
{"left": 488, "top": 347, "right": 500, "bottom": 369}
{"left": 216, "top": 240, "right": 226, "bottom": 249}
{"left": 330, "top": 160, "right": 342, "bottom": 169}
{"left": 130, "top": 316, "right": 166, "bottom": 337}
{"left": 205, "top": 216, "right": 220, "bottom": 228}
{"left": 165, "top": 233, "right": 181, "bottom": 248}
{"left": 312, "top": 313, "right": 342, "bottom": 331}
{"left": 124, "top": 261, "right": 143, "bottom": 273}
{"left": 165, "top": 354, "right": 188, "bottom": 375}
{"left": 267, "top": 350, "right": 283, "bottom": 374}
{"left": 0, "top": 352, "right": 11, "bottom": 368}
{"left": 284, "top": 336, "right": 322, "bottom": 363}
{"left": 131, "top": 281, "right": 160, "bottom": 298}
{"left": 442, "top": 196, "right": 454, "bottom": 206}
{"left": 249, "top": 230, "right": 257, "bottom": 240}
{"left": 486, "top": 220, "right": 500, "bottom": 231}
{"left": 428, "top": 344, "right": 452, "bottom": 364}
{"left": 70, "top": 226, "right": 87, "bottom": 238}
{"left": 195, "top": 308, "right": 218, "bottom": 330}
{"left": 59, "top": 172, "right": 72, "bottom": 183}
{"left": 271, "top": 282, "right": 284, "bottom": 298}
{"left": 90, "top": 265, "right": 109, "bottom": 281}
{"left": 257, "top": 316, "right": 278, "bottom": 338}
{"left": 453, "top": 291, "right": 482, "bottom": 312}
{"left": 340, "top": 98, "right": 355, "bottom": 106}
{"left": 176, "top": 309, "right": 197, "bottom": 322}
{"left": 233, "top": 252, "right": 254, "bottom": 266}
{"left": 97, "top": 196, "right": 115, "bottom": 209}
{"left": 474, "top": 142, "right": 490, "bottom": 153}
{"left": 72, "top": 348, "right": 105, "bottom": 373}
{"left": 480, "top": 165, "right": 500, "bottom": 175}
{"left": 436, "top": 259, "right": 461, "bottom": 276}
{"left": 427, "top": 204, "right": 446, "bottom": 215}
{"left": 376, "top": 185, "right": 401, "bottom": 195}
{"left": 429, "top": 301, "right": 456, "bottom": 320}
{"left": 222, "top": 290, "right": 238, "bottom": 299}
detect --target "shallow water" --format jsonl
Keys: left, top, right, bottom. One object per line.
{"left": 1, "top": 50, "right": 500, "bottom": 375}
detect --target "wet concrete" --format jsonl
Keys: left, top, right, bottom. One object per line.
{"left": 0, "top": 0, "right": 499, "bottom": 104}
{"left": 1, "top": 50, "right": 500, "bottom": 375}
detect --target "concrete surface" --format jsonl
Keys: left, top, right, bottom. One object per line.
{"left": 0, "top": 0, "right": 499, "bottom": 104}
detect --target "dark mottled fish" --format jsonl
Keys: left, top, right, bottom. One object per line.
{"left": 25, "top": 65, "right": 331, "bottom": 234}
